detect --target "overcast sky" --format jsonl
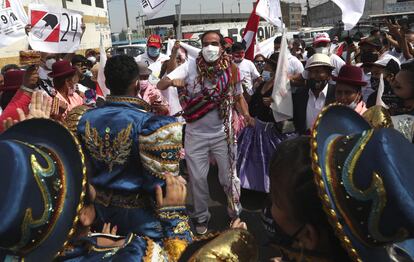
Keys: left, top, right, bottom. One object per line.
{"left": 108, "top": 0, "right": 312, "bottom": 33}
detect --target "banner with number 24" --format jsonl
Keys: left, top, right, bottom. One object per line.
{"left": 28, "top": 4, "right": 83, "bottom": 53}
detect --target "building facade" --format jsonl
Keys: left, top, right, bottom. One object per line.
{"left": 308, "top": 0, "right": 414, "bottom": 28}
{"left": 280, "top": 2, "right": 302, "bottom": 30}
{"left": 0, "top": 0, "right": 111, "bottom": 67}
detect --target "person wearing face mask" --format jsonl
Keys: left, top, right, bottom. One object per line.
{"left": 48, "top": 61, "right": 84, "bottom": 120}
{"left": 265, "top": 105, "right": 414, "bottom": 262}
{"left": 71, "top": 54, "right": 96, "bottom": 92}
{"left": 292, "top": 53, "right": 336, "bottom": 135}
{"left": 237, "top": 52, "right": 296, "bottom": 199}
{"left": 366, "top": 56, "right": 401, "bottom": 110}
{"left": 137, "top": 62, "right": 169, "bottom": 115}
{"left": 37, "top": 52, "right": 58, "bottom": 96}
{"left": 232, "top": 42, "right": 260, "bottom": 96}
{"left": 158, "top": 30, "right": 254, "bottom": 235}
{"left": 135, "top": 34, "right": 169, "bottom": 80}
{"left": 333, "top": 65, "right": 368, "bottom": 115}
{"left": 273, "top": 36, "right": 304, "bottom": 83}
{"left": 300, "top": 33, "right": 345, "bottom": 83}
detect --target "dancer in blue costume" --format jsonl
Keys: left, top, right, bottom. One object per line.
{"left": 66, "top": 55, "right": 185, "bottom": 240}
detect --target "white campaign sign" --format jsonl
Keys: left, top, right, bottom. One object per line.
{"left": 140, "top": 0, "right": 167, "bottom": 19}
{"left": 0, "top": 7, "right": 25, "bottom": 48}
{"left": 28, "top": 4, "right": 83, "bottom": 53}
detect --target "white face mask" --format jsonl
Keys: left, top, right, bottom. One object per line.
{"left": 202, "top": 45, "right": 221, "bottom": 63}
{"left": 45, "top": 58, "right": 56, "bottom": 70}
{"left": 347, "top": 95, "right": 360, "bottom": 110}
{"left": 315, "top": 47, "right": 330, "bottom": 55}
{"left": 87, "top": 56, "right": 97, "bottom": 64}
{"left": 140, "top": 80, "right": 149, "bottom": 91}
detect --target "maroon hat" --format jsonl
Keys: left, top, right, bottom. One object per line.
{"left": 1, "top": 70, "right": 25, "bottom": 91}
{"left": 332, "top": 65, "right": 367, "bottom": 86}
{"left": 48, "top": 60, "right": 76, "bottom": 79}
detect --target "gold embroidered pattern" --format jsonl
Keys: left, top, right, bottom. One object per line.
{"left": 82, "top": 121, "right": 133, "bottom": 172}
{"left": 106, "top": 95, "right": 151, "bottom": 111}
{"left": 64, "top": 105, "right": 90, "bottom": 134}
{"left": 10, "top": 141, "right": 67, "bottom": 254}
{"left": 173, "top": 221, "right": 191, "bottom": 235}
{"left": 163, "top": 238, "right": 188, "bottom": 262}
{"left": 158, "top": 210, "right": 189, "bottom": 221}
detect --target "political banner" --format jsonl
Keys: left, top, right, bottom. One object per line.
{"left": 28, "top": 4, "right": 83, "bottom": 53}
{"left": 0, "top": 7, "right": 25, "bottom": 48}
{"left": 140, "top": 0, "right": 167, "bottom": 19}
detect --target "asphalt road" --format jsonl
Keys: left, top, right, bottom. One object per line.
{"left": 185, "top": 164, "right": 277, "bottom": 261}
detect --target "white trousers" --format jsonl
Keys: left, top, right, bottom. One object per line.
{"left": 185, "top": 131, "right": 239, "bottom": 223}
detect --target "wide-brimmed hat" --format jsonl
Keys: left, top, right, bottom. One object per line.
{"left": 1, "top": 70, "right": 25, "bottom": 92}
{"left": 310, "top": 104, "right": 414, "bottom": 262}
{"left": 137, "top": 62, "right": 152, "bottom": 76}
{"left": 47, "top": 60, "right": 76, "bottom": 79}
{"left": 332, "top": 65, "right": 367, "bottom": 86}
{"left": 19, "top": 51, "right": 41, "bottom": 67}
{"left": 373, "top": 53, "right": 401, "bottom": 68}
{"left": 305, "top": 53, "right": 334, "bottom": 70}
{"left": 147, "top": 34, "right": 162, "bottom": 49}
{"left": 0, "top": 119, "right": 87, "bottom": 261}
{"left": 313, "top": 32, "right": 330, "bottom": 45}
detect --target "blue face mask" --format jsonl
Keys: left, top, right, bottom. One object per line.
{"left": 262, "top": 70, "right": 273, "bottom": 82}
{"left": 148, "top": 47, "right": 160, "bottom": 58}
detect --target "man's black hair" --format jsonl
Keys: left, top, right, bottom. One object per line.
{"left": 104, "top": 55, "right": 139, "bottom": 96}
{"left": 401, "top": 60, "right": 414, "bottom": 86}
{"left": 200, "top": 30, "right": 225, "bottom": 47}
{"left": 71, "top": 54, "right": 87, "bottom": 65}
{"left": 1, "top": 64, "right": 19, "bottom": 75}
{"left": 370, "top": 29, "right": 380, "bottom": 36}
{"left": 231, "top": 42, "right": 245, "bottom": 53}
{"left": 274, "top": 36, "right": 283, "bottom": 45}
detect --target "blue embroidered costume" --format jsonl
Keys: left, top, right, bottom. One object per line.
{"left": 66, "top": 96, "right": 188, "bottom": 242}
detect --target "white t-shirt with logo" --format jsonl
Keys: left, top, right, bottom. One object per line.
{"left": 235, "top": 59, "right": 260, "bottom": 95}
{"left": 167, "top": 59, "right": 242, "bottom": 137}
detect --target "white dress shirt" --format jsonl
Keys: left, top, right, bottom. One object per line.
{"left": 306, "top": 84, "right": 328, "bottom": 129}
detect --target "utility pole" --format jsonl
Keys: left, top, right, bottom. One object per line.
{"left": 62, "top": 0, "right": 67, "bottom": 8}
{"left": 238, "top": 0, "right": 241, "bottom": 14}
{"left": 123, "top": 0, "right": 132, "bottom": 45}
{"left": 306, "top": 0, "right": 311, "bottom": 27}
{"left": 176, "top": 0, "right": 182, "bottom": 39}
{"left": 199, "top": 4, "right": 202, "bottom": 24}
{"left": 222, "top": 2, "right": 224, "bottom": 18}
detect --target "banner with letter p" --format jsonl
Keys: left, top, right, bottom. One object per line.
{"left": 28, "top": 4, "right": 83, "bottom": 53}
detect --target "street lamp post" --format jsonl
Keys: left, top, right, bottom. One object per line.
{"left": 176, "top": 0, "right": 182, "bottom": 39}
{"left": 123, "top": 0, "right": 132, "bottom": 45}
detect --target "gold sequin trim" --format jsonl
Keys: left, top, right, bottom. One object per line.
{"left": 310, "top": 103, "right": 363, "bottom": 262}
{"left": 106, "top": 95, "right": 151, "bottom": 111}
{"left": 162, "top": 238, "right": 188, "bottom": 262}
{"left": 64, "top": 105, "right": 90, "bottom": 134}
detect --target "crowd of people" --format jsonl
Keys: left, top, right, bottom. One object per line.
{"left": 0, "top": 17, "right": 413, "bottom": 261}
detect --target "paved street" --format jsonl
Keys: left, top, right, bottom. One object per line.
{"left": 184, "top": 164, "right": 277, "bottom": 261}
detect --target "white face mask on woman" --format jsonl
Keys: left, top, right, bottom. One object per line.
{"left": 202, "top": 45, "right": 221, "bottom": 63}
{"left": 262, "top": 70, "right": 273, "bottom": 82}
{"left": 45, "top": 58, "right": 56, "bottom": 70}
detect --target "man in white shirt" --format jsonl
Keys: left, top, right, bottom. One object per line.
{"left": 135, "top": 34, "right": 169, "bottom": 80}
{"left": 157, "top": 31, "right": 253, "bottom": 235}
{"left": 273, "top": 36, "right": 304, "bottom": 76}
{"left": 292, "top": 54, "right": 336, "bottom": 134}
{"left": 301, "top": 33, "right": 345, "bottom": 80}
{"left": 231, "top": 42, "right": 260, "bottom": 95}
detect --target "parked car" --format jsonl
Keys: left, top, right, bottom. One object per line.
{"left": 109, "top": 44, "right": 146, "bottom": 57}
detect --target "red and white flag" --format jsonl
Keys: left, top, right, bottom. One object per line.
{"left": 242, "top": 1, "right": 260, "bottom": 61}
{"left": 256, "top": 0, "right": 283, "bottom": 28}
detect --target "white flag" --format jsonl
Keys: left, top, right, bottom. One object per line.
{"left": 255, "top": 0, "right": 283, "bottom": 28}
{"left": 270, "top": 31, "right": 293, "bottom": 122}
{"left": 9, "top": 0, "right": 28, "bottom": 24}
{"left": 97, "top": 33, "right": 110, "bottom": 97}
{"left": 376, "top": 73, "right": 389, "bottom": 109}
{"left": 255, "top": 35, "right": 277, "bottom": 58}
{"left": 332, "top": 0, "right": 365, "bottom": 31}
{"left": 140, "top": 0, "right": 167, "bottom": 19}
